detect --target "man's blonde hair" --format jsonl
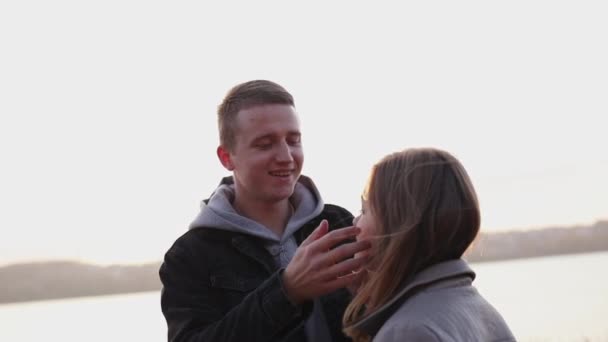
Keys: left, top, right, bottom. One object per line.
{"left": 217, "top": 80, "right": 295, "bottom": 151}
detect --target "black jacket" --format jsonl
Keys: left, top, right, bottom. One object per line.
{"left": 159, "top": 204, "right": 354, "bottom": 342}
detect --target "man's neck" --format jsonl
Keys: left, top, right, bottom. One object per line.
{"left": 233, "top": 197, "right": 294, "bottom": 237}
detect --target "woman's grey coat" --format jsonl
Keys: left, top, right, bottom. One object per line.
{"left": 352, "top": 259, "right": 516, "bottom": 342}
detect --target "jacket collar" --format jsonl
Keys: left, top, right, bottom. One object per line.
{"left": 230, "top": 234, "right": 277, "bottom": 275}
{"left": 351, "top": 259, "right": 475, "bottom": 337}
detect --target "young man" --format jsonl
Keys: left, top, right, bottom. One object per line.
{"left": 159, "top": 80, "right": 370, "bottom": 341}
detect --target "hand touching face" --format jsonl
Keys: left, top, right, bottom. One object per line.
{"left": 282, "top": 220, "right": 371, "bottom": 303}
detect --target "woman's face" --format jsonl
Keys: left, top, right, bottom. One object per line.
{"left": 353, "top": 197, "right": 377, "bottom": 244}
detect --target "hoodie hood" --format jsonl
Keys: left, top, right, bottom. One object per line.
{"left": 188, "top": 175, "right": 325, "bottom": 266}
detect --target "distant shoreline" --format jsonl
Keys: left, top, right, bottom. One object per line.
{"left": 2, "top": 220, "right": 607, "bottom": 305}
{"left": 468, "top": 248, "right": 608, "bottom": 265}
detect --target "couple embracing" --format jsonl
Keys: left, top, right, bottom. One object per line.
{"left": 159, "top": 80, "right": 515, "bottom": 342}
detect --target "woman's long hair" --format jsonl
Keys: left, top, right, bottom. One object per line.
{"left": 343, "top": 148, "right": 481, "bottom": 341}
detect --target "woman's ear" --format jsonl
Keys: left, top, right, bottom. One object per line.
{"left": 217, "top": 146, "right": 234, "bottom": 171}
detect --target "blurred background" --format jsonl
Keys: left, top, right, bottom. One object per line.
{"left": 1, "top": 1, "right": 607, "bottom": 341}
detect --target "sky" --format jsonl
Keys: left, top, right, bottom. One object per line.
{"left": 1, "top": 1, "right": 606, "bottom": 266}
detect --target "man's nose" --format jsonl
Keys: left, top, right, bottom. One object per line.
{"left": 275, "top": 141, "right": 294, "bottom": 162}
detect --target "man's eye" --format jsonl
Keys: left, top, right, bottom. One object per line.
{"left": 288, "top": 135, "right": 301, "bottom": 145}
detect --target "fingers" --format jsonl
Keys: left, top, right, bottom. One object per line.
{"left": 309, "top": 226, "right": 361, "bottom": 252}
{"left": 324, "top": 269, "right": 366, "bottom": 292}
{"left": 323, "top": 254, "right": 369, "bottom": 280}
{"left": 324, "top": 240, "right": 371, "bottom": 267}
{"left": 345, "top": 269, "right": 367, "bottom": 295}
{"left": 348, "top": 268, "right": 367, "bottom": 284}
{"left": 286, "top": 222, "right": 372, "bottom": 301}
{"left": 300, "top": 219, "right": 329, "bottom": 247}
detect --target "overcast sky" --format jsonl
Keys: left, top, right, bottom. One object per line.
{"left": 1, "top": 1, "right": 606, "bottom": 265}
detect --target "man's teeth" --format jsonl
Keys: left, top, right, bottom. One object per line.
{"left": 270, "top": 171, "right": 290, "bottom": 176}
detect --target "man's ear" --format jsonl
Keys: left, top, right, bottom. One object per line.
{"left": 217, "top": 146, "right": 234, "bottom": 171}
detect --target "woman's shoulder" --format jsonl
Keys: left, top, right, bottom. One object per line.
{"left": 379, "top": 284, "right": 514, "bottom": 342}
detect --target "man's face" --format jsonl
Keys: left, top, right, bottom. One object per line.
{"left": 226, "top": 104, "right": 303, "bottom": 204}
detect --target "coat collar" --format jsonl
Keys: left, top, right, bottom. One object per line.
{"left": 231, "top": 235, "right": 277, "bottom": 275}
{"left": 351, "top": 259, "right": 475, "bottom": 337}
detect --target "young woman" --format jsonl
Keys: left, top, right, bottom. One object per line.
{"left": 343, "top": 148, "right": 515, "bottom": 342}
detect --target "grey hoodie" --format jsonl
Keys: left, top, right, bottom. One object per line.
{"left": 189, "top": 175, "right": 325, "bottom": 268}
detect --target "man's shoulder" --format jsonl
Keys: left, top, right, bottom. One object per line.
{"left": 322, "top": 203, "right": 352, "bottom": 215}
{"left": 165, "top": 227, "right": 240, "bottom": 257}
{"left": 294, "top": 204, "right": 354, "bottom": 241}
{"left": 319, "top": 204, "right": 354, "bottom": 228}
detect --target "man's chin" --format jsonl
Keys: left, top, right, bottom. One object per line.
{"left": 265, "top": 189, "right": 295, "bottom": 202}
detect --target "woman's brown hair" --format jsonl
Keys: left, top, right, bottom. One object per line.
{"left": 343, "top": 148, "right": 481, "bottom": 341}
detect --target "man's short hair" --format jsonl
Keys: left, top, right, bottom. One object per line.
{"left": 218, "top": 80, "right": 295, "bottom": 151}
